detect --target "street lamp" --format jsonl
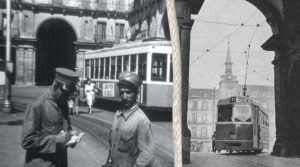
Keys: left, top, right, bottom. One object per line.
{"left": 2, "top": 0, "right": 13, "bottom": 113}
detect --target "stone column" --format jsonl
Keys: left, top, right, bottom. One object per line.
{"left": 175, "top": 0, "right": 194, "bottom": 164}
{"left": 272, "top": 47, "right": 290, "bottom": 156}
{"left": 15, "top": 47, "right": 25, "bottom": 85}
{"left": 15, "top": 45, "right": 36, "bottom": 86}
{"left": 76, "top": 49, "right": 86, "bottom": 77}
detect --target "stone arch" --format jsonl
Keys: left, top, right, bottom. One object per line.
{"left": 35, "top": 18, "right": 77, "bottom": 86}
{"left": 246, "top": 0, "right": 282, "bottom": 34}
{"left": 35, "top": 16, "right": 79, "bottom": 40}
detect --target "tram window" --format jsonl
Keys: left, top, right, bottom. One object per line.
{"left": 130, "top": 55, "right": 136, "bottom": 72}
{"left": 91, "top": 59, "right": 95, "bottom": 79}
{"left": 217, "top": 107, "right": 232, "bottom": 122}
{"left": 111, "top": 57, "right": 116, "bottom": 79}
{"left": 95, "top": 58, "right": 99, "bottom": 79}
{"left": 85, "top": 59, "right": 90, "bottom": 78}
{"left": 105, "top": 57, "right": 109, "bottom": 79}
{"left": 138, "top": 53, "right": 147, "bottom": 81}
{"left": 116, "top": 56, "right": 122, "bottom": 79}
{"left": 123, "top": 55, "right": 129, "bottom": 71}
{"left": 170, "top": 55, "right": 173, "bottom": 82}
{"left": 233, "top": 105, "right": 252, "bottom": 122}
{"left": 151, "top": 54, "right": 167, "bottom": 81}
{"left": 100, "top": 58, "right": 104, "bottom": 79}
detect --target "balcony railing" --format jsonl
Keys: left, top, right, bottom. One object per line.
{"left": 94, "top": 34, "right": 126, "bottom": 44}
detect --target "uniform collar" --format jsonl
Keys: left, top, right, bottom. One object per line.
{"left": 116, "top": 104, "right": 139, "bottom": 121}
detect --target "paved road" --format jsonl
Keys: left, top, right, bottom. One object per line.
{"left": 184, "top": 152, "right": 300, "bottom": 167}
{"left": 10, "top": 86, "right": 174, "bottom": 166}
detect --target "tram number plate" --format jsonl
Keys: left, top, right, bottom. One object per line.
{"left": 102, "top": 83, "right": 115, "bottom": 97}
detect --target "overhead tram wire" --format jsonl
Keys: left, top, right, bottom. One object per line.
{"left": 243, "top": 23, "right": 263, "bottom": 96}
{"left": 193, "top": 19, "right": 264, "bottom": 27}
{"left": 190, "top": 11, "right": 259, "bottom": 66}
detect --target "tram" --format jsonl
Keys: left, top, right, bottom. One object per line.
{"left": 215, "top": 96, "right": 269, "bottom": 153}
{"left": 83, "top": 40, "right": 173, "bottom": 112}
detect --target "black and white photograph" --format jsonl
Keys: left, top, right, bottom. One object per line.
{"left": 176, "top": 0, "right": 300, "bottom": 167}
{"left": 0, "top": 0, "right": 174, "bottom": 166}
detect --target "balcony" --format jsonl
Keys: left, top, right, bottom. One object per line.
{"left": 94, "top": 34, "right": 126, "bottom": 44}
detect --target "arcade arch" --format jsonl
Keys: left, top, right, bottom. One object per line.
{"left": 35, "top": 18, "right": 77, "bottom": 85}
{"left": 174, "top": 0, "right": 300, "bottom": 163}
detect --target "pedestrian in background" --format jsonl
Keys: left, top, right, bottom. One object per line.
{"left": 84, "top": 78, "right": 95, "bottom": 114}
{"left": 68, "top": 95, "right": 74, "bottom": 115}
{"left": 21, "top": 68, "right": 81, "bottom": 167}
{"left": 106, "top": 72, "right": 155, "bottom": 167}
{"left": 73, "top": 67, "right": 80, "bottom": 115}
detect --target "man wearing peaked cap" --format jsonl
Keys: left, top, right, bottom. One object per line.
{"left": 22, "top": 67, "right": 81, "bottom": 167}
{"left": 55, "top": 68, "right": 80, "bottom": 92}
{"left": 107, "top": 71, "right": 155, "bottom": 167}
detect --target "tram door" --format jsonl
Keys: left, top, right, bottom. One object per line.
{"left": 253, "top": 107, "right": 259, "bottom": 149}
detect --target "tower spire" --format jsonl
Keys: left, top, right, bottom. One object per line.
{"left": 225, "top": 39, "right": 232, "bottom": 74}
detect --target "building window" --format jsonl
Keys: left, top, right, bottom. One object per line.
{"left": 201, "top": 101, "right": 209, "bottom": 111}
{"left": 138, "top": 54, "right": 147, "bottom": 81}
{"left": 192, "top": 100, "right": 198, "bottom": 111}
{"left": 200, "top": 127, "right": 207, "bottom": 137}
{"left": 95, "top": 22, "right": 106, "bottom": 42}
{"left": 115, "top": 0, "right": 125, "bottom": 12}
{"left": 192, "top": 113, "right": 197, "bottom": 123}
{"left": 115, "top": 23, "right": 124, "bottom": 43}
{"left": 84, "top": 20, "right": 93, "bottom": 39}
{"left": 202, "top": 113, "right": 207, "bottom": 123}
{"left": 191, "top": 127, "right": 197, "bottom": 138}
{"left": 151, "top": 54, "right": 167, "bottom": 81}
{"left": 98, "top": 0, "right": 107, "bottom": 10}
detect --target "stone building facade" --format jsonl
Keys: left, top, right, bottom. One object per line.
{"left": 0, "top": 0, "right": 168, "bottom": 86}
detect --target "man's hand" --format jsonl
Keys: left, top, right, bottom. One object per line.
{"left": 65, "top": 132, "right": 85, "bottom": 148}
{"left": 56, "top": 131, "right": 71, "bottom": 144}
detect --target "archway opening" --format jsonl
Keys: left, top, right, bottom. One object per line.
{"left": 188, "top": 0, "right": 276, "bottom": 154}
{"left": 36, "top": 19, "right": 77, "bottom": 86}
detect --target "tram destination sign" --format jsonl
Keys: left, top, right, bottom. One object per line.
{"left": 102, "top": 83, "right": 115, "bottom": 97}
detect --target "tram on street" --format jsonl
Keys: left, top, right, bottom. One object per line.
{"left": 215, "top": 96, "right": 269, "bottom": 153}
{"left": 83, "top": 39, "right": 173, "bottom": 112}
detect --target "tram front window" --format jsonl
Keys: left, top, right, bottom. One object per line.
{"left": 233, "top": 105, "right": 252, "bottom": 122}
{"left": 217, "top": 107, "right": 232, "bottom": 122}
{"left": 151, "top": 54, "right": 167, "bottom": 81}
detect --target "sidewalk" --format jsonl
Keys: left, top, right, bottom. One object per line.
{"left": 0, "top": 86, "right": 110, "bottom": 167}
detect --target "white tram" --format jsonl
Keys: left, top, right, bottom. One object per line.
{"left": 84, "top": 40, "right": 173, "bottom": 112}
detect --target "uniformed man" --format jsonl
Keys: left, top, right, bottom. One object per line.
{"left": 21, "top": 68, "right": 80, "bottom": 167}
{"left": 109, "top": 72, "right": 155, "bottom": 167}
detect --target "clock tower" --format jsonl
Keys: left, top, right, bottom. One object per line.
{"left": 219, "top": 40, "right": 239, "bottom": 98}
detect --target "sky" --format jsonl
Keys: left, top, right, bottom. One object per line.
{"left": 189, "top": 0, "right": 275, "bottom": 89}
